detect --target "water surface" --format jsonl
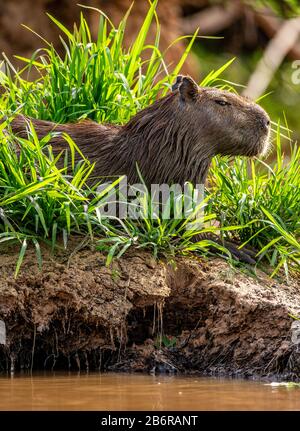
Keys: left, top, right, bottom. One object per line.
{"left": 0, "top": 373, "right": 299, "bottom": 410}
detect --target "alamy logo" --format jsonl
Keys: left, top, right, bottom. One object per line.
{"left": 292, "top": 60, "right": 300, "bottom": 84}
{"left": 95, "top": 177, "right": 206, "bottom": 232}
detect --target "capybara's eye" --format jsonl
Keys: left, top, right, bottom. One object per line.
{"left": 215, "top": 99, "right": 230, "bottom": 106}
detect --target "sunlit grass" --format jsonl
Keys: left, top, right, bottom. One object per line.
{"left": 0, "top": 0, "right": 196, "bottom": 124}
{"left": 208, "top": 131, "right": 300, "bottom": 278}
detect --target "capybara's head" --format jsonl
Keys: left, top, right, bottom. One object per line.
{"left": 171, "top": 75, "right": 270, "bottom": 157}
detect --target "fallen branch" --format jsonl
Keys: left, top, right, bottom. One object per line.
{"left": 254, "top": 8, "right": 300, "bottom": 59}
{"left": 181, "top": 2, "right": 242, "bottom": 35}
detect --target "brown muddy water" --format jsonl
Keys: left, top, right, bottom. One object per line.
{"left": 0, "top": 373, "right": 300, "bottom": 410}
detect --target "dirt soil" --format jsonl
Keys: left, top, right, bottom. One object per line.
{"left": 0, "top": 243, "right": 300, "bottom": 379}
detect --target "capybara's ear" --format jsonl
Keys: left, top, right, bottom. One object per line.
{"left": 178, "top": 76, "right": 199, "bottom": 102}
{"left": 171, "top": 75, "right": 184, "bottom": 91}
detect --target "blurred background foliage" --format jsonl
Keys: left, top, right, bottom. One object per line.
{"left": 254, "top": 0, "right": 300, "bottom": 17}
{"left": 0, "top": 0, "right": 299, "bottom": 140}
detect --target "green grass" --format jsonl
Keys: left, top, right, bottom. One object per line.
{"left": 208, "top": 134, "right": 300, "bottom": 278}
{"left": 1, "top": 1, "right": 196, "bottom": 124}
{"left": 0, "top": 3, "right": 299, "bottom": 279}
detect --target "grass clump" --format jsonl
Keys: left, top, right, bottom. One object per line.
{"left": 1, "top": 0, "right": 196, "bottom": 124}
{"left": 208, "top": 135, "right": 300, "bottom": 277}
{"left": 0, "top": 118, "right": 106, "bottom": 274}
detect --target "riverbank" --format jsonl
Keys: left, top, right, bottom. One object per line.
{"left": 0, "top": 242, "right": 299, "bottom": 379}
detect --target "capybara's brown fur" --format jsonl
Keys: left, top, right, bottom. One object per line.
{"left": 10, "top": 76, "right": 270, "bottom": 186}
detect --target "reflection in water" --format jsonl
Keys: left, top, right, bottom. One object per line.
{"left": 0, "top": 373, "right": 299, "bottom": 411}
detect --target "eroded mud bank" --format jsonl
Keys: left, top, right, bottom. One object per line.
{"left": 0, "top": 244, "right": 299, "bottom": 379}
